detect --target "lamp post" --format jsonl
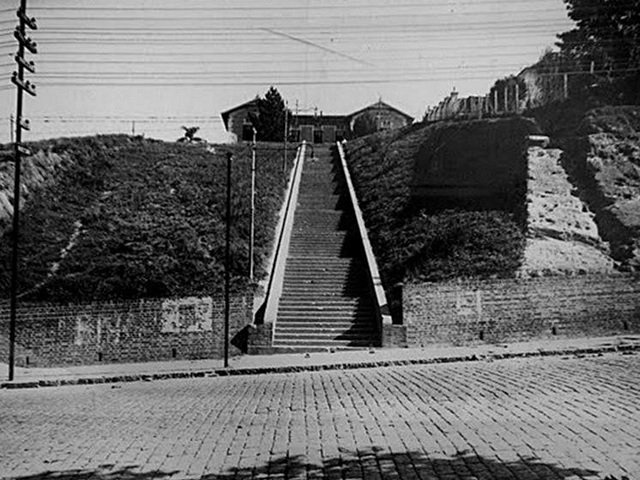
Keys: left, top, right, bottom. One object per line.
{"left": 249, "top": 128, "right": 256, "bottom": 281}
{"left": 224, "top": 151, "right": 232, "bottom": 368}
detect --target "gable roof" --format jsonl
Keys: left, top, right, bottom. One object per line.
{"left": 346, "top": 100, "right": 413, "bottom": 122}
{"left": 220, "top": 98, "right": 259, "bottom": 131}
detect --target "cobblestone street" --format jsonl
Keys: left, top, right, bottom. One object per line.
{"left": 0, "top": 353, "right": 638, "bottom": 480}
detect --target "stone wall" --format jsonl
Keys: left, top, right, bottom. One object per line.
{"left": 403, "top": 274, "right": 640, "bottom": 346}
{"left": 0, "top": 292, "right": 253, "bottom": 367}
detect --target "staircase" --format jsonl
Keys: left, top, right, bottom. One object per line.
{"left": 272, "top": 145, "right": 379, "bottom": 350}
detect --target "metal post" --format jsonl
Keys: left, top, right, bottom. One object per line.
{"left": 9, "top": 0, "right": 36, "bottom": 382}
{"left": 249, "top": 128, "right": 256, "bottom": 281}
{"left": 224, "top": 152, "right": 232, "bottom": 368}
{"left": 504, "top": 85, "right": 508, "bottom": 113}
{"left": 283, "top": 102, "right": 288, "bottom": 173}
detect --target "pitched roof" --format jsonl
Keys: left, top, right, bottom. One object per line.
{"left": 346, "top": 100, "right": 413, "bottom": 122}
{"left": 220, "top": 98, "right": 259, "bottom": 131}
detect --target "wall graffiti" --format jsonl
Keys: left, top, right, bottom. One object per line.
{"left": 161, "top": 297, "right": 213, "bottom": 333}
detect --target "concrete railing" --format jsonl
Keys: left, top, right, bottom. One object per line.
{"left": 262, "top": 141, "right": 307, "bottom": 332}
{"left": 336, "top": 141, "right": 392, "bottom": 336}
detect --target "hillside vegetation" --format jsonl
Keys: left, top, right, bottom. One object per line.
{"left": 343, "top": 123, "right": 525, "bottom": 290}
{"left": 0, "top": 135, "right": 294, "bottom": 302}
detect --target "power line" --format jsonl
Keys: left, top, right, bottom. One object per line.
{"left": 11, "top": 0, "right": 573, "bottom": 12}
{"left": 26, "top": 51, "right": 556, "bottom": 65}
{"left": 30, "top": 63, "right": 562, "bottom": 77}
{"left": 1, "top": 67, "right": 635, "bottom": 89}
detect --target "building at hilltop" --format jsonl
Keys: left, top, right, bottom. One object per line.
{"left": 220, "top": 97, "right": 260, "bottom": 142}
{"left": 221, "top": 99, "right": 413, "bottom": 143}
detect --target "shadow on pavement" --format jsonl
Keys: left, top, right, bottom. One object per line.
{"left": 4, "top": 450, "right": 607, "bottom": 480}
{"left": 4, "top": 465, "right": 177, "bottom": 480}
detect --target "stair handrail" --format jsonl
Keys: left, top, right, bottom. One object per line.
{"left": 262, "top": 141, "right": 307, "bottom": 330}
{"left": 336, "top": 141, "right": 392, "bottom": 333}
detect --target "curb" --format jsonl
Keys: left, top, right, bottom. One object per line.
{"left": 1, "top": 343, "right": 638, "bottom": 390}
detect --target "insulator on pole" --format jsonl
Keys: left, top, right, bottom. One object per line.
{"left": 11, "top": 73, "right": 36, "bottom": 96}
{"left": 17, "top": 144, "right": 31, "bottom": 156}
{"left": 18, "top": 118, "right": 30, "bottom": 131}
{"left": 13, "top": 28, "right": 37, "bottom": 54}
{"left": 15, "top": 55, "right": 35, "bottom": 73}
{"left": 17, "top": 9, "right": 37, "bottom": 30}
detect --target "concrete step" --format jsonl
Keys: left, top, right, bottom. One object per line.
{"left": 274, "top": 333, "right": 375, "bottom": 343}
{"left": 274, "top": 319, "right": 373, "bottom": 328}
{"left": 271, "top": 338, "right": 376, "bottom": 348}
{"left": 278, "top": 298, "right": 368, "bottom": 307}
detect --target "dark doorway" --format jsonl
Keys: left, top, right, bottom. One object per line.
{"left": 242, "top": 123, "right": 254, "bottom": 141}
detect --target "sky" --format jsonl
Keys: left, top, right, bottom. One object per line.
{"left": 0, "top": 0, "right": 575, "bottom": 144}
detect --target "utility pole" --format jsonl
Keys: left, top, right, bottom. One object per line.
{"left": 224, "top": 152, "right": 232, "bottom": 369}
{"left": 8, "top": 0, "right": 37, "bottom": 382}
{"left": 131, "top": 120, "right": 135, "bottom": 136}
{"left": 249, "top": 127, "right": 256, "bottom": 281}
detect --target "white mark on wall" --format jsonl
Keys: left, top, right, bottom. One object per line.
{"left": 74, "top": 314, "right": 95, "bottom": 346}
{"left": 161, "top": 297, "right": 213, "bottom": 333}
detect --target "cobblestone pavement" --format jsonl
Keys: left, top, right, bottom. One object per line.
{"left": 0, "top": 353, "right": 638, "bottom": 480}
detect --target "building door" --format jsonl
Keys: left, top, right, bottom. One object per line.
{"left": 313, "top": 129, "right": 323, "bottom": 144}
{"left": 300, "top": 125, "right": 313, "bottom": 143}
{"left": 242, "top": 123, "right": 254, "bottom": 141}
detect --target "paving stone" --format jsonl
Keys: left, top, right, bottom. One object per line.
{"left": 0, "top": 354, "right": 638, "bottom": 479}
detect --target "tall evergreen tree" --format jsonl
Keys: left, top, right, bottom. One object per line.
{"left": 251, "top": 87, "right": 290, "bottom": 142}
{"left": 556, "top": 0, "right": 640, "bottom": 101}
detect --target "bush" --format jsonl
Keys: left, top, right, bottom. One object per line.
{"left": 0, "top": 135, "right": 295, "bottom": 302}
{"left": 344, "top": 125, "right": 525, "bottom": 288}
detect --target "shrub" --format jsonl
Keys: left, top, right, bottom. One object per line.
{"left": 0, "top": 136, "right": 295, "bottom": 302}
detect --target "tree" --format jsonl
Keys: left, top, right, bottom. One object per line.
{"left": 251, "top": 86, "right": 291, "bottom": 142}
{"left": 557, "top": 0, "right": 640, "bottom": 102}
{"left": 177, "top": 126, "right": 203, "bottom": 143}
{"left": 351, "top": 113, "right": 378, "bottom": 138}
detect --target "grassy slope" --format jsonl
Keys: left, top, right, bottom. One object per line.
{"left": 344, "top": 124, "right": 525, "bottom": 290}
{"left": 0, "top": 135, "right": 294, "bottom": 302}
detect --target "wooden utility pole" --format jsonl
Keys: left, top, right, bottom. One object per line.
{"left": 9, "top": 0, "right": 37, "bottom": 381}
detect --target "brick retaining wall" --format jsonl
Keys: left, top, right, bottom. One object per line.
{"left": 403, "top": 274, "right": 640, "bottom": 346}
{"left": 0, "top": 292, "right": 253, "bottom": 367}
